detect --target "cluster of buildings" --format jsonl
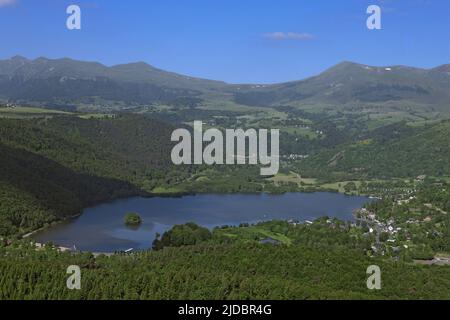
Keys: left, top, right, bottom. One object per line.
{"left": 359, "top": 208, "right": 402, "bottom": 236}
{"left": 1, "top": 103, "right": 17, "bottom": 109}
{"left": 282, "top": 154, "right": 309, "bottom": 161}
{"left": 356, "top": 208, "right": 407, "bottom": 256}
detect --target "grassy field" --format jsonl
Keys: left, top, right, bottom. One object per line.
{"left": 215, "top": 225, "right": 293, "bottom": 245}
{"left": 151, "top": 186, "right": 184, "bottom": 194}
{"left": 0, "top": 106, "right": 71, "bottom": 118}
{"left": 280, "top": 126, "right": 319, "bottom": 139}
{"left": 269, "top": 172, "right": 317, "bottom": 186}
{"left": 0, "top": 106, "right": 117, "bottom": 120}
{"left": 77, "top": 113, "right": 115, "bottom": 119}
{"left": 318, "top": 181, "right": 363, "bottom": 193}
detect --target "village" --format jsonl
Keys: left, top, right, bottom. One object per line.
{"left": 354, "top": 186, "right": 450, "bottom": 265}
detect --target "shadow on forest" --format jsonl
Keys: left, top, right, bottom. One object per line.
{"left": 0, "top": 143, "right": 146, "bottom": 219}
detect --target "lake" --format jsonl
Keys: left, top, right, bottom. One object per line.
{"left": 32, "top": 193, "right": 370, "bottom": 252}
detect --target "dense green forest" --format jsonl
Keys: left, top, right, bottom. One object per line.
{"left": 0, "top": 114, "right": 281, "bottom": 236}
{"left": 0, "top": 114, "right": 186, "bottom": 236}
{"left": 1, "top": 182, "right": 448, "bottom": 300}
{"left": 0, "top": 246, "right": 438, "bottom": 300}
{"left": 0, "top": 107, "right": 449, "bottom": 301}
{"left": 1, "top": 114, "right": 450, "bottom": 237}
{"left": 1, "top": 227, "right": 449, "bottom": 300}
{"left": 151, "top": 183, "right": 449, "bottom": 261}
{"left": 0, "top": 143, "right": 140, "bottom": 235}
{"left": 1, "top": 55, "right": 450, "bottom": 301}
{"left": 295, "top": 120, "right": 450, "bottom": 181}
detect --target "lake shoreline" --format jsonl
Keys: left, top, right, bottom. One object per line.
{"left": 23, "top": 188, "right": 374, "bottom": 242}
{"left": 20, "top": 180, "right": 380, "bottom": 241}
{"left": 30, "top": 192, "right": 372, "bottom": 253}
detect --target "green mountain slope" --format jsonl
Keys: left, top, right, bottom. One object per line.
{"left": 296, "top": 121, "right": 450, "bottom": 180}
{"left": 0, "top": 56, "right": 226, "bottom": 109}
{"left": 1, "top": 57, "right": 450, "bottom": 119}
{"left": 1, "top": 233, "right": 450, "bottom": 299}
{"left": 0, "top": 144, "right": 140, "bottom": 235}
{"left": 0, "top": 114, "right": 186, "bottom": 236}
{"left": 233, "top": 62, "right": 450, "bottom": 115}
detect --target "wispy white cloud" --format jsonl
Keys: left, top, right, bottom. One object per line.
{"left": 263, "top": 32, "right": 315, "bottom": 41}
{"left": 0, "top": 0, "right": 17, "bottom": 7}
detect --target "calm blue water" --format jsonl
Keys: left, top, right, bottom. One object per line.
{"left": 32, "top": 193, "right": 370, "bottom": 252}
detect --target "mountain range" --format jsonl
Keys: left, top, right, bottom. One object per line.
{"left": 1, "top": 56, "right": 450, "bottom": 115}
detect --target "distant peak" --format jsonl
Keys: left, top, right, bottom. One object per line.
{"left": 33, "top": 57, "right": 79, "bottom": 63}
{"left": 10, "top": 55, "right": 29, "bottom": 62}
{"left": 34, "top": 57, "right": 51, "bottom": 62}
{"left": 327, "top": 61, "right": 426, "bottom": 73}
{"left": 134, "top": 61, "right": 151, "bottom": 66}
{"left": 321, "top": 61, "right": 363, "bottom": 74}
{"left": 337, "top": 61, "right": 358, "bottom": 66}
{"left": 113, "top": 61, "right": 155, "bottom": 70}
{"left": 433, "top": 64, "right": 450, "bottom": 73}
{"left": 131, "top": 61, "right": 155, "bottom": 68}
{"left": 330, "top": 61, "right": 364, "bottom": 70}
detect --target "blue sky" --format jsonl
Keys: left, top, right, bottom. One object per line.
{"left": 0, "top": 0, "right": 449, "bottom": 83}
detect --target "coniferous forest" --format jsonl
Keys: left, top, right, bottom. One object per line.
{"left": 0, "top": 110, "right": 449, "bottom": 300}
